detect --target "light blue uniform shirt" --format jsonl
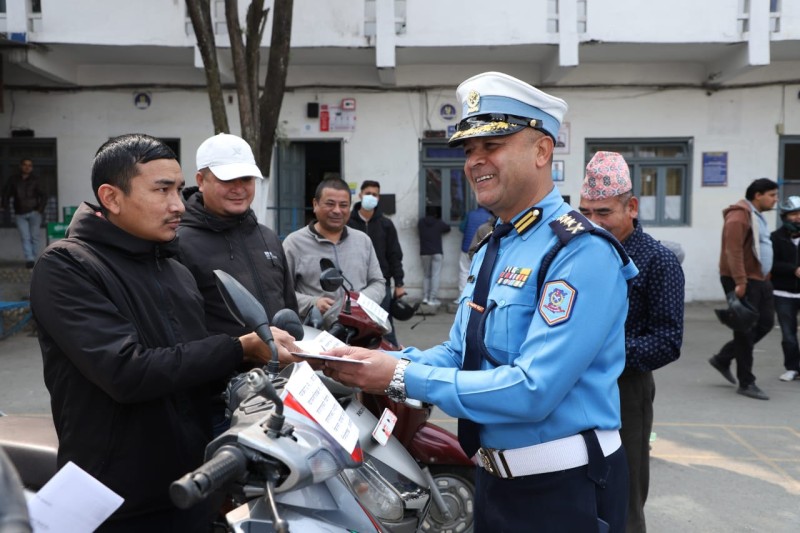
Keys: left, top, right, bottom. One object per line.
{"left": 400, "top": 186, "right": 638, "bottom": 450}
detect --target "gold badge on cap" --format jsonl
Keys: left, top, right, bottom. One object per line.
{"left": 467, "top": 90, "right": 480, "bottom": 114}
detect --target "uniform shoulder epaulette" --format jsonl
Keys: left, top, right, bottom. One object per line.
{"left": 538, "top": 209, "right": 633, "bottom": 300}
{"left": 548, "top": 210, "right": 592, "bottom": 245}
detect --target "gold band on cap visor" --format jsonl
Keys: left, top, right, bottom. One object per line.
{"left": 449, "top": 114, "right": 543, "bottom": 145}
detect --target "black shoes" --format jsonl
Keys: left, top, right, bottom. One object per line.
{"left": 25, "top": 261, "right": 34, "bottom": 269}
{"left": 708, "top": 356, "right": 736, "bottom": 385}
{"left": 736, "top": 383, "right": 769, "bottom": 400}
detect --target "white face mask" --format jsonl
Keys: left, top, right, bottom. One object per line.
{"left": 361, "top": 194, "right": 379, "bottom": 211}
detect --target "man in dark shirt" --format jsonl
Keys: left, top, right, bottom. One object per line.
{"left": 347, "top": 180, "right": 405, "bottom": 345}
{"left": 579, "top": 151, "right": 685, "bottom": 533}
{"left": 2, "top": 158, "right": 46, "bottom": 268}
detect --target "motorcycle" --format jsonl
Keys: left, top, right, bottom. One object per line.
{"left": 315, "top": 263, "right": 477, "bottom": 533}
{"left": 178, "top": 270, "right": 431, "bottom": 532}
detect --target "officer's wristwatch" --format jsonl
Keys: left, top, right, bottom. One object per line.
{"left": 385, "top": 358, "right": 411, "bottom": 403}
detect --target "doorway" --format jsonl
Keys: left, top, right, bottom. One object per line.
{"left": 275, "top": 140, "right": 342, "bottom": 238}
{"left": 780, "top": 136, "right": 800, "bottom": 195}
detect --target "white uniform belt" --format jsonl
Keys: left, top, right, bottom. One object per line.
{"left": 477, "top": 429, "right": 621, "bottom": 479}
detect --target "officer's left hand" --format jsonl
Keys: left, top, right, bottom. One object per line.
{"left": 323, "top": 346, "right": 399, "bottom": 394}
{"left": 394, "top": 286, "right": 406, "bottom": 298}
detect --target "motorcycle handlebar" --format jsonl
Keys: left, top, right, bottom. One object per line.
{"left": 170, "top": 445, "right": 247, "bottom": 509}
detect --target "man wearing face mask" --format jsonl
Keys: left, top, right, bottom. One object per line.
{"left": 770, "top": 196, "right": 800, "bottom": 382}
{"left": 347, "top": 180, "right": 406, "bottom": 346}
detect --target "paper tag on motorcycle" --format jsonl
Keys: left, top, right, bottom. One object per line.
{"left": 284, "top": 361, "right": 360, "bottom": 454}
{"left": 371, "top": 408, "right": 398, "bottom": 446}
{"left": 357, "top": 293, "right": 391, "bottom": 332}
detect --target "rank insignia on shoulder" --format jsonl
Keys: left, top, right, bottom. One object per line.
{"left": 538, "top": 280, "right": 576, "bottom": 326}
{"left": 497, "top": 266, "right": 532, "bottom": 288}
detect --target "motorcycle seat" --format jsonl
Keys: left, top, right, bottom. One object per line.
{"left": 0, "top": 415, "right": 58, "bottom": 490}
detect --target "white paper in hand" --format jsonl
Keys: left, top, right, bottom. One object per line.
{"left": 28, "top": 461, "right": 124, "bottom": 532}
{"left": 295, "top": 330, "right": 347, "bottom": 354}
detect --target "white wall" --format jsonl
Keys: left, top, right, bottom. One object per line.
{"left": 3, "top": 80, "right": 799, "bottom": 301}
{"left": 27, "top": 0, "right": 800, "bottom": 50}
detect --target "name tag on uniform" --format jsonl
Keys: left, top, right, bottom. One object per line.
{"left": 538, "top": 280, "right": 576, "bottom": 326}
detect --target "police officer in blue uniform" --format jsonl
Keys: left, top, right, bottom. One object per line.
{"left": 324, "top": 71, "right": 638, "bottom": 532}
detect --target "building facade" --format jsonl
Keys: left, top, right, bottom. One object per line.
{"left": 0, "top": 0, "right": 798, "bottom": 301}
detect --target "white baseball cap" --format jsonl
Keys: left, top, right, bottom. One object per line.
{"left": 196, "top": 133, "right": 264, "bottom": 181}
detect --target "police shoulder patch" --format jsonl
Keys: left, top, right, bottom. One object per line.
{"left": 538, "top": 280, "right": 577, "bottom": 326}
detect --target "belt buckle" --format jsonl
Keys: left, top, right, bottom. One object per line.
{"left": 478, "top": 447, "right": 500, "bottom": 476}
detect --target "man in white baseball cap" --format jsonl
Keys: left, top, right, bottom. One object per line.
{"left": 178, "top": 132, "right": 300, "bottom": 434}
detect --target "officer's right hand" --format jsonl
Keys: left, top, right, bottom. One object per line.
{"left": 316, "top": 296, "right": 335, "bottom": 313}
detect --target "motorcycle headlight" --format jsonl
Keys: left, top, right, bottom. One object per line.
{"left": 308, "top": 449, "right": 340, "bottom": 484}
{"left": 341, "top": 462, "right": 403, "bottom": 521}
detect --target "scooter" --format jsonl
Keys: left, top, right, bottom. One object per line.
{"left": 316, "top": 264, "right": 477, "bottom": 533}
{"left": 192, "top": 270, "right": 431, "bottom": 532}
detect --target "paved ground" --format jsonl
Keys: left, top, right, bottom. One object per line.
{"left": 2, "top": 301, "right": 800, "bottom": 531}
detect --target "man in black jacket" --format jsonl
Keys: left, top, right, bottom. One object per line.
{"left": 1, "top": 158, "right": 46, "bottom": 268}
{"left": 347, "top": 180, "right": 405, "bottom": 346}
{"left": 178, "top": 133, "right": 301, "bottom": 434}
{"left": 178, "top": 133, "right": 299, "bottom": 336}
{"left": 771, "top": 196, "right": 800, "bottom": 382}
{"left": 30, "top": 134, "right": 287, "bottom": 532}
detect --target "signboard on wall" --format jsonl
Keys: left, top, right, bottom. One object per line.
{"left": 702, "top": 152, "right": 728, "bottom": 186}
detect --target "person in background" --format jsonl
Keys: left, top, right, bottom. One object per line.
{"left": 770, "top": 196, "right": 800, "bottom": 382}
{"left": 323, "top": 71, "right": 636, "bottom": 532}
{"left": 283, "top": 177, "right": 386, "bottom": 329}
{"left": 418, "top": 205, "right": 451, "bottom": 306}
{"left": 579, "top": 151, "right": 685, "bottom": 533}
{"left": 30, "top": 134, "right": 282, "bottom": 531}
{"left": 1, "top": 158, "right": 46, "bottom": 268}
{"left": 457, "top": 204, "right": 492, "bottom": 300}
{"left": 177, "top": 132, "right": 300, "bottom": 434}
{"left": 709, "top": 178, "right": 778, "bottom": 400}
{"left": 347, "top": 180, "right": 405, "bottom": 346}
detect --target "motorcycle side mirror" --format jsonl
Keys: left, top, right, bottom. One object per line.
{"left": 320, "top": 267, "right": 345, "bottom": 292}
{"left": 214, "top": 269, "right": 280, "bottom": 375}
{"left": 214, "top": 269, "right": 269, "bottom": 329}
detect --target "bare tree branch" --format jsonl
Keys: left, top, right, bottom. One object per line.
{"left": 186, "top": 0, "right": 229, "bottom": 133}
{"left": 259, "top": 0, "right": 293, "bottom": 177}
{"left": 225, "top": 0, "right": 256, "bottom": 146}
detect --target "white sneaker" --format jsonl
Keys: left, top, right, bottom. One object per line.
{"left": 429, "top": 299, "right": 441, "bottom": 306}
{"left": 779, "top": 370, "right": 799, "bottom": 382}
{"left": 422, "top": 299, "right": 431, "bottom": 306}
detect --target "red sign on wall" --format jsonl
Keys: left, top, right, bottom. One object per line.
{"left": 320, "top": 104, "right": 330, "bottom": 132}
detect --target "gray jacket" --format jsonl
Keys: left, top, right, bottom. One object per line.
{"left": 283, "top": 222, "right": 386, "bottom": 320}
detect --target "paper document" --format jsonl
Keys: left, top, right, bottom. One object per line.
{"left": 291, "top": 352, "right": 370, "bottom": 364}
{"left": 295, "top": 330, "right": 347, "bottom": 353}
{"left": 357, "top": 293, "right": 390, "bottom": 331}
{"left": 284, "top": 361, "right": 359, "bottom": 453}
{"left": 28, "top": 461, "right": 124, "bottom": 532}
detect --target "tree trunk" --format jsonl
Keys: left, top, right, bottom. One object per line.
{"left": 225, "top": 0, "right": 256, "bottom": 148}
{"left": 186, "top": 0, "right": 229, "bottom": 134}
{"left": 259, "top": 0, "right": 293, "bottom": 178}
